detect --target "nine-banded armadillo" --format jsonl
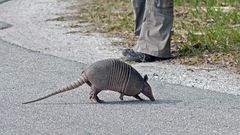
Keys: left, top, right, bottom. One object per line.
{"left": 22, "top": 59, "right": 155, "bottom": 104}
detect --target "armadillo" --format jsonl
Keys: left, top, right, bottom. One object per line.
{"left": 22, "top": 59, "right": 155, "bottom": 104}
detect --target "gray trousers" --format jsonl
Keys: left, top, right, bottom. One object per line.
{"left": 132, "top": 0, "right": 174, "bottom": 58}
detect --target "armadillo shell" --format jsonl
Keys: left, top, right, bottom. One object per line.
{"left": 84, "top": 59, "right": 144, "bottom": 96}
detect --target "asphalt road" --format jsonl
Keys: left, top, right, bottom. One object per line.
{"left": 1, "top": 39, "right": 240, "bottom": 134}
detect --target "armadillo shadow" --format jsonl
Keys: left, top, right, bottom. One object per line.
{"left": 103, "top": 99, "right": 183, "bottom": 105}
{"left": 26, "top": 99, "right": 182, "bottom": 105}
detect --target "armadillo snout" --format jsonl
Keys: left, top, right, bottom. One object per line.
{"left": 142, "top": 90, "right": 155, "bottom": 101}
{"left": 150, "top": 97, "right": 155, "bottom": 101}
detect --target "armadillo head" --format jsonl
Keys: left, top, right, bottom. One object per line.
{"left": 142, "top": 75, "right": 155, "bottom": 101}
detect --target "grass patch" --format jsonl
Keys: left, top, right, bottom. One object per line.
{"left": 61, "top": 0, "right": 240, "bottom": 72}
{"left": 174, "top": 2, "right": 240, "bottom": 56}
{"left": 72, "top": 0, "right": 135, "bottom": 47}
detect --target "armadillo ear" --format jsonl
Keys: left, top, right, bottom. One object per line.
{"left": 144, "top": 74, "right": 148, "bottom": 81}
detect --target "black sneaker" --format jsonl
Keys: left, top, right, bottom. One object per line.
{"left": 122, "top": 49, "right": 156, "bottom": 62}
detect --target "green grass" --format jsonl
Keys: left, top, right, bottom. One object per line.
{"left": 174, "top": 1, "right": 240, "bottom": 56}
{"left": 75, "top": 0, "right": 134, "bottom": 46}
{"left": 70, "top": 0, "right": 240, "bottom": 71}
{"left": 81, "top": 0, "right": 133, "bottom": 35}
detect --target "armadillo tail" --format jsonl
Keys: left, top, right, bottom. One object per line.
{"left": 22, "top": 74, "right": 88, "bottom": 104}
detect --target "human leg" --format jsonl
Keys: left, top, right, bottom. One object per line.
{"left": 123, "top": 0, "right": 174, "bottom": 62}
{"left": 135, "top": 0, "right": 174, "bottom": 58}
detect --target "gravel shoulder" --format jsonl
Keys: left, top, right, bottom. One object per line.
{"left": 0, "top": 0, "right": 239, "bottom": 95}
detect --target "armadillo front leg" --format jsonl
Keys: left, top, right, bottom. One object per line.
{"left": 119, "top": 93, "right": 124, "bottom": 101}
{"left": 134, "top": 95, "right": 144, "bottom": 101}
{"left": 89, "top": 86, "right": 104, "bottom": 103}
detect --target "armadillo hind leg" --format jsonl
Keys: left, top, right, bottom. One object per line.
{"left": 89, "top": 86, "right": 104, "bottom": 103}
{"left": 134, "top": 95, "right": 144, "bottom": 101}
